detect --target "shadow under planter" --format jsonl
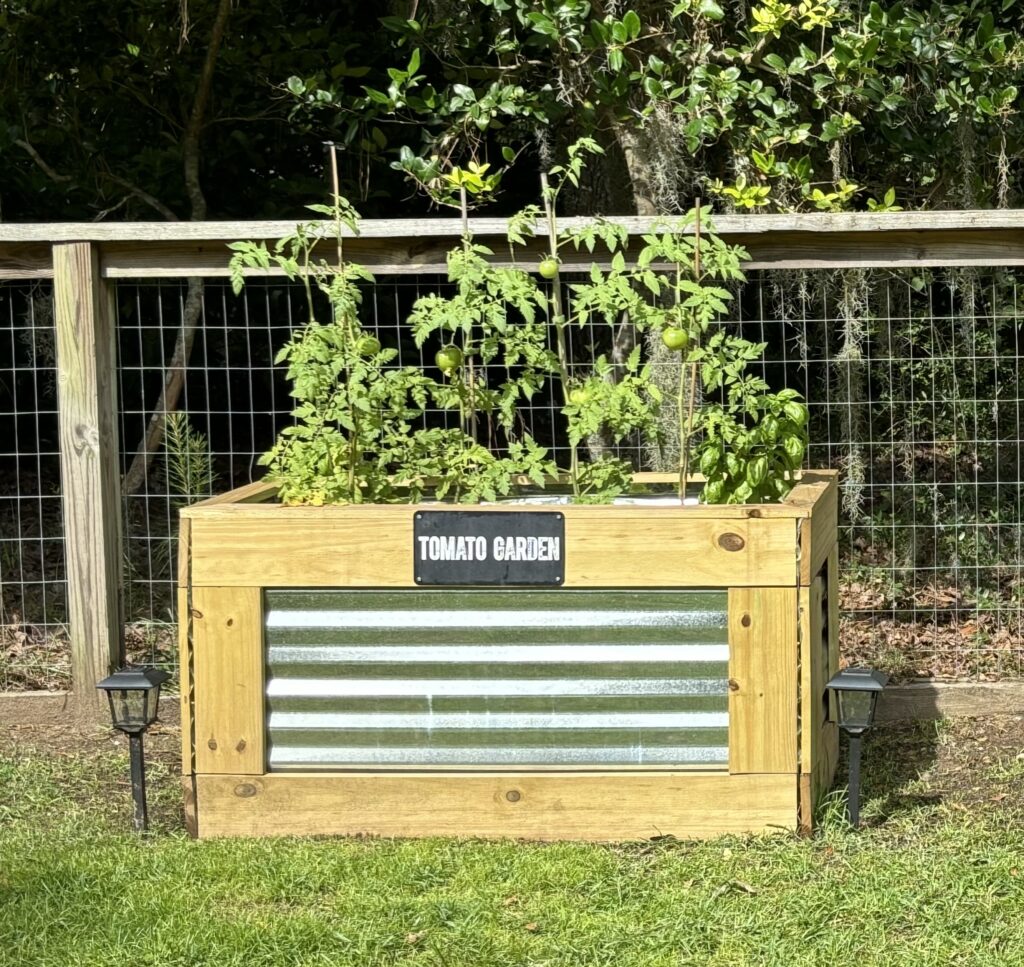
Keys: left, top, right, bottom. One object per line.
{"left": 178, "top": 471, "right": 839, "bottom": 841}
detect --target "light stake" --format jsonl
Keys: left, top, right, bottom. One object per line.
{"left": 96, "top": 666, "right": 171, "bottom": 832}
{"left": 825, "top": 667, "right": 888, "bottom": 828}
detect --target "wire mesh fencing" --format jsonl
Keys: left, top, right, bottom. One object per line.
{"left": 2, "top": 263, "right": 1024, "bottom": 689}
{"left": 0, "top": 282, "right": 67, "bottom": 689}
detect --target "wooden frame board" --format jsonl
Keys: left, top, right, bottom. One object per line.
{"left": 195, "top": 772, "right": 797, "bottom": 840}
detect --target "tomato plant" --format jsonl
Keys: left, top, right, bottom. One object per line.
{"left": 231, "top": 144, "right": 810, "bottom": 507}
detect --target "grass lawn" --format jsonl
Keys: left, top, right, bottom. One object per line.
{"left": 1, "top": 717, "right": 1023, "bottom": 967}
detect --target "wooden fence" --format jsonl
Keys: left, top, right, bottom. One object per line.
{"left": 3, "top": 210, "right": 1024, "bottom": 707}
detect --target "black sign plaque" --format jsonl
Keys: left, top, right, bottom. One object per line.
{"left": 413, "top": 511, "right": 565, "bottom": 586}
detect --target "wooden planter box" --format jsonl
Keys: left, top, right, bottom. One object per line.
{"left": 178, "top": 471, "right": 839, "bottom": 841}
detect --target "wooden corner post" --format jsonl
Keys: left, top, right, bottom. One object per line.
{"left": 53, "top": 242, "right": 124, "bottom": 707}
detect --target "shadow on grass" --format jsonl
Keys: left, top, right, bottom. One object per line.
{"left": 826, "top": 717, "right": 943, "bottom": 828}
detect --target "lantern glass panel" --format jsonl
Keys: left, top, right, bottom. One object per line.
{"left": 837, "top": 688, "right": 876, "bottom": 732}
{"left": 108, "top": 688, "right": 150, "bottom": 733}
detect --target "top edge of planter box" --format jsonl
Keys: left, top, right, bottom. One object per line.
{"left": 180, "top": 471, "right": 837, "bottom": 590}
{"left": 181, "top": 471, "right": 837, "bottom": 520}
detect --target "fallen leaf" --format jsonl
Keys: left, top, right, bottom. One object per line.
{"left": 713, "top": 879, "right": 759, "bottom": 897}
{"left": 523, "top": 922, "right": 540, "bottom": 933}
{"left": 502, "top": 895, "right": 520, "bottom": 907}
{"left": 405, "top": 932, "right": 426, "bottom": 945}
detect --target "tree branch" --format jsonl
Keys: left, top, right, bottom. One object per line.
{"left": 103, "top": 173, "right": 180, "bottom": 221}
{"left": 123, "top": 0, "right": 233, "bottom": 496}
{"left": 182, "top": 0, "right": 233, "bottom": 220}
{"left": 14, "top": 139, "right": 72, "bottom": 183}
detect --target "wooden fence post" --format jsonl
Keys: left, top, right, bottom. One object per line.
{"left": 53, "top": 243, "right": 123, "bottom": 709}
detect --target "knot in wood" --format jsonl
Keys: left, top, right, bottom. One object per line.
{"left": 73, "top": 423, "right": 100, "bottom": 455}
{"left": 505, "top": 789, "right": 522, "bottom": 803}
{"left": 717, "top": 532, "right": 746, "bottom": 552}
{"left": 234, "top": 783, "right": 257, "bottom": 798}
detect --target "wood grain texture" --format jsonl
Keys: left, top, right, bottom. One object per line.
{"left": 53, "top": 242, "right": 123, "bottom": 702}
{"left": 3, "top": 217, "right": 1024, "bottom": 284}
{"left": 797, "top": 571, "right": 839, "bottom": 832}
{"left": 195, "top": 772, "right": 796, "bottom": 840}
{"left": 728, "top": 587, "right": 799, "bottom": 774}
{"left": 187, "top": 510, "right": 798, "bottom": 588}
{"left": 178, "top": 518, "right": 193, "bottom": 773}
{"left": 94, "top": 229, "right": 1024, "bottom": 277}
{"left": 191, "top": 586, "right": 265, "bottom": 775}
{"left": 182, "top": 776, "right": 198, "bottom": 838}
{"left": 1, "top": 210, "right": 1022, "bottom": 243}
{"left": 188, "top": 479, "right": 279, "bottom": 507}
{"left": 178, "top": 586, "right": 193, "bottom": 775}
{"left": 0, "top": 244, "right": 52, "bottom": 279}
{"left": 877, "top": 681, "right": 1024, "bottom": 721}
{"left": 798, "top": 473, "right": 838, "bottom": 586}
{"left": 184, "top": 471, "right": 838, "bottom": 519}
{"left": 826, "top": 545, "right": 840, "bottom": 728}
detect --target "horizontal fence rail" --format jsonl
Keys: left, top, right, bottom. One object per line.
{"left": 3, "top": 212, "right": 1024, "bottom": 700}
{"left": 4, "top": 211, "right": 1024, "bottom": 278}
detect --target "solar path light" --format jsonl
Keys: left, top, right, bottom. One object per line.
{"left": 825, "top": 667, "right": 888, "bottom": 828}
{"left": 96, "top": 666, "right": 171, "bottom": 832}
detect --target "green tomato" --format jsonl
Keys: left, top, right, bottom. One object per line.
{"left": 435, "top": 346, "right": 463, "bottom": 373}
{"left": 661, "top": 326, "right": 691, "bottom": 352}
{"left": 538, "top": 257, "right": 560, "bottom": 280}
{"left": 569, "top": 387, "right": 592, "bottom": 405}
{"left": 355, "top": 335, "right": 381, "bottom": 357}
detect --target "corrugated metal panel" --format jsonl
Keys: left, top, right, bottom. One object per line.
{"left": 265, "top": 589, "right": 729, "bottom": 770}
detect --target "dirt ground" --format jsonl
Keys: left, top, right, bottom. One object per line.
{"left": 0, "top": 718, "right": 182, "bottom": 777}
{"left": 1, "top": 714, "right": 1022, "bottom": 830}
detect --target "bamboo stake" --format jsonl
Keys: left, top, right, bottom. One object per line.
{"left": 460, "top": 185, "right": 478, "bottom": 443}
{"left": 678, "top": 199, "right": 702, "bottom": 501}
{"left": 540, "top": 171, "right": 579, "bottom": 495}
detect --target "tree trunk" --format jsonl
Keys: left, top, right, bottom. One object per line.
{"left": 122, "top": 0, "right": 233, "bottom": 495}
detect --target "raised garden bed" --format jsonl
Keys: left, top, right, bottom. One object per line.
{"left": 178, "top": 470, "right": 838, "bottom": 840}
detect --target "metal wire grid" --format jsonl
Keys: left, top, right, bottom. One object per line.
{"left": 746, "top": 268, "right": 1024, "bottom": 680}
{"left": 2, "top": 266, "right": 1024, "bottom": 687}
{"left": 0, "top": 282, "right": 68, "bottom": 689}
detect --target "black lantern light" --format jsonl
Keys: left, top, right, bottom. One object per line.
{"left": 97, "top": 666, "right": 171, "bottom": 832}
{"left": 825, "top": 667, "right": 888, "bottom": 827}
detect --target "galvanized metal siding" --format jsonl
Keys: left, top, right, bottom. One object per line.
{"left": 265, "top": 589, "right": 729, "bottom": 770}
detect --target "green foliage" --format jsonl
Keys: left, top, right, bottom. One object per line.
{"left": 695, "top": 386, "right": 809, "bottom": 504}
{"left": 163, "top": 412, "right": 217, "bottom": 506}
{"left": 239, "top": 157, "right": 808, "bottom": 506}
{"left": 564, "top": 350, "right": 662, "bottom": 452}
{"left": 230, "top": 204, "right": 436, "bottom": 504}
{"left": 6, "top": 1, "right": 1024, "bottom": 221}
{"left": 230, "top": 196, "right": 563, "bottom": 505}
{"left": 630, "top": 212, "right": 809, "bottom": 502}
{"left": 286, "top": 0, "right": 1024, "bottom": 216}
